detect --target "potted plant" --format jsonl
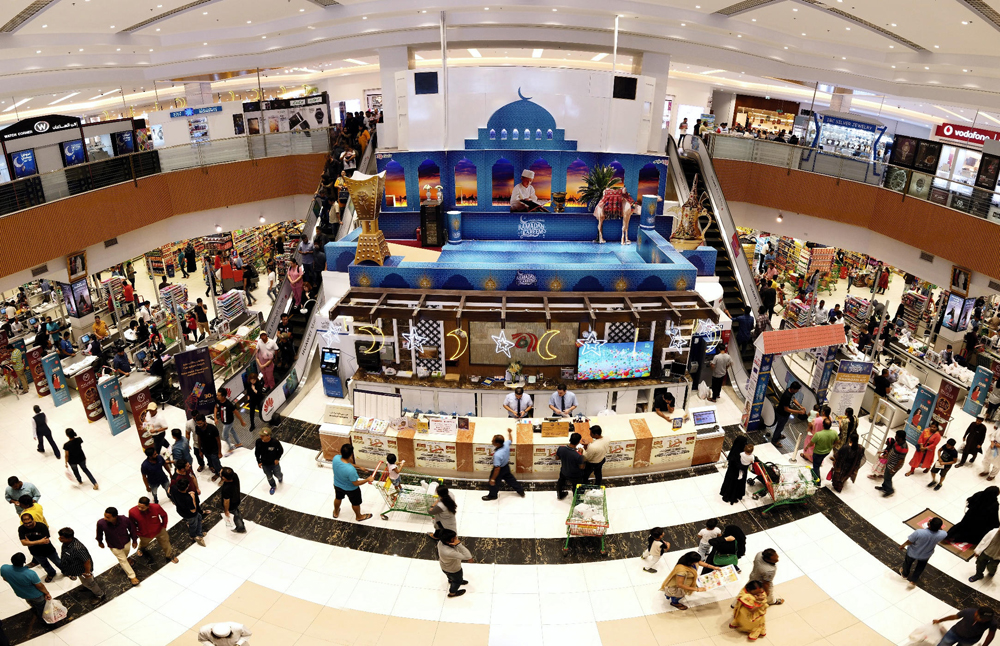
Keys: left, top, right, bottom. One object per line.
{"left": 579, "top": 165, "right": 622, "bottom": 211}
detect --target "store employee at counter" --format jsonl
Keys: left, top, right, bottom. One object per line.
{"left": 504, "top": 387, "right": 533, "bottom": 419}
{"left": 548, "top": 384, "right": 578, "bottom": 417}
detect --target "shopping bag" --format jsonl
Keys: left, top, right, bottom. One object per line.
{"left": 224, "top": 515, "right": 235, "bottom": 529}
{"left": 42, "top": 598, "right": 68, "bottom": 624}
{"left": 64, "top": 468, "right": 76, "bottom": 483}
{"left": 698, "top": 382, "right": 711, "bottom": 400}
{"left": 906, "top": 622, "right": 944, "bottom": 645}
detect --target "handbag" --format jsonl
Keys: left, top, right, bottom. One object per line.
{"left": 64, "top": 468, "right": 76, "bottom": 483}
{"left": 713, "top": 553, "right": 739, "bottom": 567}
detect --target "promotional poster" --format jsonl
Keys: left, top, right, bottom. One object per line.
{"left": 75, "top": 367, "right": 104, "bottom": 422}
{"left": 904, "top": 385, "right": 938, "bottom": 446}
{"left": 933, "top": 380, "right": 961, "bottom": 432}
{"left": 175, "top": 347, "right": 217, "bottom": 418}
{"left": 25, "top": 347, "right": 49, "bottom": 396}
{"left": 964, "top": 365, "right": 994, "bottom": 416}
{"left": 97, "top": 377, "right": 130, "bottom": 435}
{"left": 128, "top": 387, "right": 154, "bottom": 450}
{"left": 827, "top": 360, "right": 874, "bottom": 417}
{"left": 41, "top": 353, "right": 71, "bottom": 407}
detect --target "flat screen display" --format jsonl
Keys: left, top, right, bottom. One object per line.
{"left": 59, "top": 282, "right": 77, "bottom": 317}
{"left": 612, "top": 76, "right": 638, "bottom": 100}
{"left": 71, "top": 278, "right": 93, "bottom": 317}
{"left": 959, "top": 297, "right": 977, "bottom": 331}
{"left": 322, "top": 349, "right": 339, "bottom": 363}
{"left": 576, "top": 342, "right": 653, "bottom": 381}
{"left": 414, "top": 71, "right": 439, "bottom": 95}
{"left": 942, "top": 293, "right": 966, "bottom": 332}
{"left": 10, "top": 149, "right": 37, "bottom": 179}
{"left": 61, "top": 140, "right": 86, "bottom": 167}
{"left": 692, "top": 410, "right": 717, "bottom": 426}
{"left": 113, "top": 130, "right": 134, "bottom": 154}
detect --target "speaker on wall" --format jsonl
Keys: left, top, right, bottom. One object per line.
{"left": 414, "top": 72, "right": 439, "bottom": 95}
{"left": 612, "top": 76, "right": 638, "bottom": 100}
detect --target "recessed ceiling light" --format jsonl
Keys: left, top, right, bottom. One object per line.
{"left": 79, "top": 48, "right": 83, "bottom": 52}
{"left": 842, "top": 56, "right": 846, "bottom": 60}
{"left": 36, "top": 50, "right": 40, "bottom": 53}
{"left": 964, "top": 69, "right": 969, "bottom": 72}
{"left": 889, "top": 45, "right": 894, "bottom": 48}
{"left": 845, "top": 27, "right": 850, "bottom": 30}
{"left": 156, "top": 28, "right": 160, "bottom": 31}
{"left": 934, "top": 45, "right": 939, "bottom": 48}
{"left": 300, "top": 8, "right": 305, "bottom": 11}
{"left": 695, "top": 4, "right": 701, "bottom": 7}
{"left": 752, "top": 18, "right": 756, "bottom": 21}
{"left": 681, "top": 23, "right": 686, "bottom": 26}
{"left": 110, "top": 25, "right": 114, "bottom": 28}
{"left": 891, "top": 23, "right": 896, "bottom": 26}
{"left": 891, "top": 65, "right": 896, "bottom": 68}
{"left": 42, "top": 24, "right": 46, "bottom": 28}
{"left": 783, "top": 46, "right": 788, "bottom": 49}
{"left": 468, "top": 48, "right": 482, "bottom": 57}
{"left": 532, "top": 49, "right": 544, "bottom": 58}
{"left": 792, "top": 7, "right": 798, "bottom": 10}
{"left": 924, "top": 66, "right": 929, "bottom": 69}
{"left": 344, "top": 58, "right": 367, "bottom": 65}
{"left": 116, "top": 48, "right": 120, "bottom": 51}
{"left": 202, "top": 11, "right": 207, "bottom": 14}
{"left": 149, "top": 49, "right": 154, "bottom": 52}
{"left": 484, "top": 7, "right": 489, "bottom": 10}
{"left": 261, "top": 36, "right": 266, "bottom": 39}
{"left": 552, "top": 7, "right": 557, "bottom": 11}
{"left": 801, "top": 32, "right": 806, "bottom": 35}
{"left": 247, "top": 20, "right": 252, "bottom": 24}
{"left": 737, "top": 34, "right": 741, "bottom": 37}
{"left": 362, "top": 16, "right": 367, "bottom": 19}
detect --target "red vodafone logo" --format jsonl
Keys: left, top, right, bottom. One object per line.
{"left": 935, "top": 122, "right": 999, "bottom": 145}
{"left": 944, "top": 125, "right": 953, "bottom": 136}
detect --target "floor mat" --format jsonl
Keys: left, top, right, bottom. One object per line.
{"left": 904, "top": 508, "right": 976, "bottom": 561}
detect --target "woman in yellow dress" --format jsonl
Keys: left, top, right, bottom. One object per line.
{"left": 730, "top": 580, "right": 769, "bottom": 641}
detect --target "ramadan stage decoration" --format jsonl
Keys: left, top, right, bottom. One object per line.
{"left": 668, "top": 174, "right": 712, "bottom": 251}
{"left": 402, "top": 323, "right": 429, "bottom": 351}
{"left": 492, "top": 329, "right": 516, "bottom": 357}
{"left": 577, "top": 329, "right": 606, "bottom": 356}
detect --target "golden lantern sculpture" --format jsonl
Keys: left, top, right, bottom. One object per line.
{"left": 346, "top": 170, "right": 391, "bottom": 266}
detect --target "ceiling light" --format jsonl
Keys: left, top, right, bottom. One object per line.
{"left": 842, "top": 57, "right": 846, "bottom": 60}
{"left": 203, "top": 42, "right": 207, "bottom": 45}
{"left": 110, "top": 25, "right": 114, "bottom": 28}
{"left": 35, "top": 50, "right": 40, "bottom": 54}
{"left": 964, "top": 69, "right": 969, "bottom": 72}
{"left": 962, "top": 21, "right": 969, "bottom": 25}
{"left": 891, "top": 65, "right": 896, "bottom": 68}
{"left": 215, "top": 225, "right": 222, "bottom": 233}
{"left": 891, "top": 23, "right": 896, "bottom": 26}
{"left": 776, "top": 214, "right": 783, "bottom": 223}
{"left": 79, "top": 48, "right": 83, "bottom": 52}
{"left": 362, "top": 16, "right": 367, "bottom": 19}
{"left": 592, "top": 53, "right": 608, "bottom": 61}
{"left": 259, "top": 216, "right": 266, "bottom": 224}
{"left": 116, "top": 48, "right": 120, "bottom": 51}
{"left": 3, "top": 98, "right": 30, "bottom": 113}
{"left": 695, "top": 4, "right": 701, "bottom": 7}
{"left": 801, "top": 32, "right": 806, "bottom": 35}
{"left": 150, "top": 48, "right": 154, "bottom": 51}
{"left": 792, "top": 7, "right": 798, "bottom": 10}
{"left": 845, "top": 27, "right": 850, "bottom": 30}
{"left": 156, "top": 28, "right": 160, "bottom": 31}
{"left": 552, "top": 7, "right": 557, "bottom": 11}
{"left": 925, "top": 66, "right": 929, "bottom": 69}
{"left": 300, "top": 8, "right": 305, "bottom": 11}
{"left": 889, "top": 45, "right": 894, "bottom": 48}
{"left": 344, "top": 59, "right": 367, "bottom": 65}
{"left": 468, "top": 48, "right": 482, "bottom": 57}
{"left": 752, "top": 18, "right": 756, "bottom": 21}
{"left": 532, "top": 49, "right": 543, "bottom": 58}
{"left": 48, "top": 92, "right": 80, "bottom": 106}
{"left": 202, "top": 11, "right": 207, "bottom": 14}
{"left": 247, "top": 20, "right": 252, "bottom": 24}
{"left": 42, "top": 24, "right": 47, "bottom": 28}
{"left": 681, "top": 23, "right": 686, "bottom": 26}
{"left": 737, "top": 34, "right": 741, "bottom": 37}
{"left": 414, "top": 54, "right": 424, "bottom": 60}
{"left": 783, "top": 46, "right": 788, "bottom": 49}
{"left": 484, "top": 7, "right": 489, "bottom": 10}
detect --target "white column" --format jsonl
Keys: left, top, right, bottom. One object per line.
{"left": 640, "top": 52, "right": 671, "bottom": 153}
{"left": 376, "top": 46, "right": 412, "bottom": 150}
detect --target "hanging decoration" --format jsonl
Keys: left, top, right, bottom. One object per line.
{"left": 402, "top": 323, "right": 429, "bottom": 351}
{"left": 321, "top": 319, "right": 346, "bottom": 347}
{"left": 355, "top": 324, "right": 385, "bottom": 355}
{"left": 664, "top": 320, "right": 689, "bottom": 354}
{"left": 576, "top": 329, "right": 606, "bottom": 356}
{"left": 492, "top": 329, "right": 516, "bottom": 358}
{"left": 446, "top": 328, "right": 469, "bottom": 360}
{"left": 537, "top": 329, "right": 561, "bottom": 360}
{"left": 693, "top": 319, "right": 723, "bottom": 353}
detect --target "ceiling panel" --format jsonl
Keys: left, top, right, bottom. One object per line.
{"left": 0, "top": 1, "right": 33, "bottom": 28}
{"left": 152, "top": 0, "right": 319, "bottom": 35}
{"left": 731, "top": 2, "right": 898, "bottom": 50}
{"left": 18, "top": 0, "right": 195, "bottom": 34}
{"left": 843, "top": 0, "right": 995, "bottom": 56}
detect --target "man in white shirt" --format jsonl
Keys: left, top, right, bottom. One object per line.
{"left": 548, "top": 384, "right": 578, "bottom": 417}
{"left": 137, "top": 302, "right": 152, "bottom": 323}
{"left": 709, "top": 347, "right": 732, "bottom": 402}
{"left": 143, "top": 402, "right": 170, "bottom": 453}
{"left": 198, "top": 622, "right": 252, "bottom": 645}
{"left": 503, "top": 387, "right": 533, "bottom": 419}
{"left": 510, "top": 169, "right": 539, "bottom": 212}
{"left": 266, "top": 269, "right": 277, "bottom": 302}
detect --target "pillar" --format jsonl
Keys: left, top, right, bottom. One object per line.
{"left": 377, "top": 46, "right": 412, "bottom": 150}
{"left": 711, "top": 91, "right": 736, "bottom": 128}
{"left": 830, "top": 87, "right": 853, "bottom": 113}
{"left": 184, "top": 82, "right": 213, "bottom": 107}
{"left": 638, "top": 52, "right": 671, "bottom": 153}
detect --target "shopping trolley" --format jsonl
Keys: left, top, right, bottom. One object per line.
{"left": 371, "top": 461, "right": 442, "bottom": 521}
{"left": 563, "top": 484, "right": 609, "bottom": 554}
{"left": 749, "top": 459, "right": 817, "bottom": 513}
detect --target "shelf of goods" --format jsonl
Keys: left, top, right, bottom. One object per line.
{"left": 843, "top": 295, "right": 870, "bottom": 337}
{"left": 159, "top": 284, "right": 189, "bottom": 318}
{"left": 144, "top": 250, "right": 165, "bottom": 277}
{"left": 232, "top": 229, "right": 263, "bottom": 268}
{"left": 783, "top": 301, "right": 810, "bottom": 328}
{"left": 193, "top": 239, "right": 206, "bottom": 256}
{"left": 100, "top": 276, "right": 128, "bottom": 321}
{"left": 151, "top": 309, "right": 182, "bottom": 349}
{"left": 795, "top": 246, "right": 810, "bottom": 276}
{"left": 216, "top": 290, "right": 247, "bottom": 322}
{"left": 282, "top": 221, "right": 304, "bottom": 239}
{"left": 274, "top": 253, "right": 292, "bottom": 282}
{"left": 209, "top": 319, "right": 261, "bottom": 382}
{"left": 899, "top": 291, "right": 929, "bottom": 334}
{"left": 807, "top": 247, "right": 835, "bottom": 274}
{"left": 203, "top": 233, "right": 233, "bottom": 256}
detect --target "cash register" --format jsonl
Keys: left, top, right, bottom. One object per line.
{"left": 320, "top": 347, "right": 343, "bottom": 398}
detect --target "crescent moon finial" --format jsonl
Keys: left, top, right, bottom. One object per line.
{"left": 518, "top": 87, "right": 532, "bottom": 101}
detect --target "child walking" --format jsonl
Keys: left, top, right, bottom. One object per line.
{"left": 386, "top": 453, "right": 405, "bottom": 492}
{"left": 697, "top": 518, "right": 722, "bottom": 560}
{"left": 642, "top": 527, "right": 672, "bottom": 573}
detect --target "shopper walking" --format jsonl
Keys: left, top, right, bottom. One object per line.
{"left": 428, "top": 485, "right": 458, "bottom": 541}
{"left": 254, "top": 429, "right": 283, "bottom": 495}
{"left": 771, "top": 382, "right": 806, "bottom": 445}
{"left": 660, "top": 552, "right": 719, "bottom": 610}
{"left": 5, "top": 478, "right": 40, "bottom": 517}
{"left": 730, "top": 580, "right": 769, "bottom": 640}
{"left": 929, "top": 439, "right": 960, "bottom": 490}
{"left": 556, "top": 432, "right": 586, "bottom": 500}
{"left": 436, "top": 529, "right": 474, "bottom": 598}
{"left": 830, "top": 433, "right": 866, "bottom": 492}
{"left": 194, "top": 414, "right": 223, "bottom": 480}
{"left": 172, "top": 478, "right": 206, "bottom": 546}
{"left": 721, "top": 436, "right": 754, "bottom": 504}
{"left": 932, "top": 607, "right": 998, "bottom": 646}
{"left": 128, "top": 497, "right": 178, "bottom": 565}
{"left": 63, "top": 429, "right": 98, "bottom": 490}
{"left": 18, "top": 515, "right": 62, "bottom": 582}
{"left": 57, "top": 528, "right": 103, "bottom": 600}
{"left": 215, "top": 388, "right": 246, "bottom": 453}
{"left": 642, "top": 527, "right": 671, "bottom": 573}
{"left": 170, "top": 428, "right": 192, "bottom": 468}
{"left": 256, "top": 332, "right": 278, "bottom": 390}
{"left": 185, "top": 415, "right": 206, "bottom": 472}
{"left": 805, "top": 418, "right": 837, "bottom": 484}
{"left": 245, "top": 372, "right": 264, "bottom": 432}
{"left": 582, "top": 425, "right": 609, "bottom": 486}
{"left": 708, "top": 347, "right": 731, "bottom": 402}
{"left": 959, "top": 416, "right": 988, "bottom": 467}
{"left": 482, "top": 428, "right": 525, "bottom": 500}
{"left": 30, "top": 405, "right": 60, "bottom": 458}
{"left": 906, "top": 420, "right": 943, "bottom": 476}
{"left": 143, "top": 402, "right": 170, "bottom": 453}
{"left": 288, "top": 259, "right": 305, "bottom": 307}
{"left": 677, "top": 118, "right": 689, "bottom": 146}
{"left": 981, "top": 423, "right": 1000, "bottom": 480}
{"left": 946, "top": 486, "right": 1000, "bottom": 546}
{"left": 875, "top": 430, "right": 909, "bottom": 497}
{"left": 333, "top": 444, "right": 374, "bottom": 521}
{"left": 140, "top": 448, "right": 171, "bottom": 505}
{"left": 1, "top": 553, "right": 50, "bottom": 619}
{"left": 899, "top": 517, "right": 948, "bottom": 588}
{"left": 95, "top": 507, "right": 139, "bottom": 586}
{"left": 219, "top": 468, "right": 246, "bottom": 533}
{"left": 748, "top": 549, "right": 782, "bottom": 605}
{"left": 703, "top": 524, "right": 747, "bottom": 573}
{"left": 970, "top": 526, "right": 1000, "bottom": 582}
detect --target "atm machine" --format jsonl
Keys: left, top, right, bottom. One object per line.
{"left": 320, "top": 347, "right": 343, "bottom": 398}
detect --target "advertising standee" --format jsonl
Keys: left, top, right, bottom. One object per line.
{"left": 97, "top": 377, "right": 130, "bottom": 435}
{"left": 40, "top": 353, "right": 71, "bottom": 407}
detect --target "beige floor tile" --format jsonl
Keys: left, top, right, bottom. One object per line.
{"left": 296, "top": 636, "right": 336, "bottom": 646}
{"left": 759, "top": 613, "right": 822, "bottom": 646}
{"left": 597, "top": 617, "right": 659, "bottom": 646}
{"left": 825, "top": 622, "right": 895, "bottom": 646}
{"left": 708, "top": 630, "right": 755, "bottom": 644}
{"left": 773, "top": 578, "right": 829, "bottom": 613}
{"left": 375, "top": 616, "right": 438, "bottom": 646}
{"left": 690, "top": 601, "right": 735, "bottom": 637}
{"left": 646, "top": 610, "right": 712, "bottom": 645}
{"left": 220, "top": 581, "right": 283, "bottom": 618}
{"left": 305, "top": 608, "right": 389, "bottom": 645}
{"left": 795, "top": 599, "right": 858, "bottom": 637}
{"left": 672, "top": 639, "right": 716, "bottom": 646}
{"left": 194, "top": 607, "right": 259, "bottom": 630}
{"left": 431, "top": 622, "right": 490, "bottom": 646}
{"left": 260, "top": 594, "right": 324, "bottom": 632}
{"left": 251, "top": 618, "right": 304, "bottom": 645}
{"left": 166, "top": 630, "right": 199, "bottom": 646}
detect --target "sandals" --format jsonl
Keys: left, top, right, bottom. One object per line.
{"left": 670, "top": 602, "right": 688, "bottom": 610}
{"left": 357, "top": 513, "right": 373, "bottom": 522}
{"left": 772, "top": 599, "right": 784, "bottom": 605}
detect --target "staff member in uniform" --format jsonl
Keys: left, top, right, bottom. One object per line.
{"left": 503, "top": 386, "right": 533, "bottom": 419}
{"left": 510, "top": 170, "right": 541, "bottom": 212}
{"left": 481, "top": 428, "right": 525, "bottom": 501}
{"left": 548, "top": 383, "right": 578, "bottom": 417}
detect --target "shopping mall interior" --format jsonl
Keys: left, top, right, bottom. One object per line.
{"left": 6, "top": 1, "right": 1000, "bottom": 645}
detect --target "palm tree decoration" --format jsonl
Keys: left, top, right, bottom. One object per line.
{"left": 579, "top": 165, "right": 622, "bottom": 211}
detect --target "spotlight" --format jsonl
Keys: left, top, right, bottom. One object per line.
{"left": 215, "top": 224, "right": 222, "bottom": 232}
{"left": 259, "top": 216, "right": 266, "bottom": 223}
{"left": 776, "top": 214, "right": 783, "bottom": 223}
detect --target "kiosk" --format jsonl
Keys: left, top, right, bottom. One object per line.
{"left": 321, "top": 347, "right": 344, "bottom": 398}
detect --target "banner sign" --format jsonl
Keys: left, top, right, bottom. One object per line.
{"left": 964, "top": 365, "right": 994, "bottom": 416}
{"left": 175, "top": 347, "right": 217, "bottom": 419}
{"left": 97, "top": 376, "right": 130, "bottom": 435}
{"left": 128, "top": 387, "right": 154, "bottom": 450}
{"left": 0, "top": 114, "right": 81, "bottom": 142}
{"left": 934, "top": 123, "right": 1000, "bottom": 146}
{"left": 933, "top": 379, "right": 961, "bottom": 432}
{"left": 905, "top": 385, "right": 938, "bottom": 446}
{"left": 25, "top": 347, "right": 49, "bottom": 396}
{"left": 40, "top": 353, "right": 70, "bottom": 407}
{"left": 823, "top": 115, "right": 877, "bottom": 132}
{"left": 169, "top": 106, "right": 223, "bottom": 118}
{"left": 742, "top": 349, "right": 773, "bottom": 431}
{"left": 827, "top": 360, "right": 873, "bottom": 417}
{"left": 75, "top": 367, "right": 104, "bottom": 423}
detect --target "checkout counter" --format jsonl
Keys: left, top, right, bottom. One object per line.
{"left": 318, "top": 408, "right": 725, "bottom": 480}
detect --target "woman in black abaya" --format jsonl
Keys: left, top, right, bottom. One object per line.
{"left": 721, "top": 435, "right": 754, "bottom": 504}
{"left": 947, "top": 486, "right": 1000, "bottom": 545}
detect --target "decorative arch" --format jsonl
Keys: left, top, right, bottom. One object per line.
{"left": 565, "top": 159, "right": 590, "bottom": 208}
{"left": 512, "top": 129, "right": 519, "bottom": 141}
{"left": 384, "top": 160, "right": 406, "bottom": 207}
{"left": 546, "top": 129, "right": 554, "bottom": 140}
{"left": 454, "top": 158, "right": 478, "bottom": 206}
{"left": 523, "top": 129, "right": 531, "bottom": 141}
{"left": 501, "top": 129, "right": 508, "bottom": 140}
{"left": 608, "top": 161, "right": 626, "bottom": 183}
{"left": 638, "top": 163, "right": 660, "bottom": 200}
{"left": 489, "top": 129, "right": 496, "bottom": 140}
{"left": 417, "top": 159, "right": 441, "bottom": 201}
{"left": 528, "top": 158, "right": 553, "bottom": 204}
{"left": 492, "top": 158, "right": 515, "bottom": 206}
{"left": 536, "top": 129, "right": 543, "bottom": 141}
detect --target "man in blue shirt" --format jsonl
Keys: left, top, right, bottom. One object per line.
{"left": 140, "top": 448, "right": 172, "bottom": 505}
{"left": 548, "top": 384, "right": 578, "bottom": 418}
{"left": 482, "top": 428, "right": 525, "bottom": 501}
{"left": 1, "top": 552, "right": 51, "bottom": 619}
{"left": 57, "top": 332, "right": 75, "bottom": 359}
{"left": 332, "top": 444, "right": 372, "bottom": 521}
{"left": 112, "top": 346, "right": 131, "bottom": 377}
{"left": 899, "top": 516, "right": 948, "bottom": 587}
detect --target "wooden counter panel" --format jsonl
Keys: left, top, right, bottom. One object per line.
{"left": 515, "top": 424, "right": 533, "bottom": 473}
{"left": 456, "top": 428, "right": 474, "bottom": 471}
{"left": 691, "top": 435, "right": 723, "bottom": 466}
{"left": 396, "top": 428, "right": 416, "bottom": 467}
{"left": 320, "top": 433, "right": 350, "bottom": 462}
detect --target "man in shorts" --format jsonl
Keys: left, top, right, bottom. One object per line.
{"left": 332, "top": 444, "right": 373, "bottom": 522}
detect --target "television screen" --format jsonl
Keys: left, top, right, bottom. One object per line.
{"left": 321, "top": 349, "right": 339, "bottom": 363}
{"left": 577, "top": 341, "right": 653, "bottom": 381}
{"left": 942, "top": 293, "right": 966, "bottom": 332}
{"left": 59, "top": 282, "right": 77, "bottom": 317}
{"left": 414, "top": 71, "right": 439, "bottom": 95}
{"left": 613, "top": 76, "right": 638, "bottom": 100}
{"left": 10, "top": 149, "right": 37, "bottom": 179}
{"left": 113, "top": 130, "right": 134, "bottom": 154}
{"left": 959, "top": 297, "right": 977, "bottom": 331}
{"left": 61, "top": 140, "right": 86, "bottom": 167}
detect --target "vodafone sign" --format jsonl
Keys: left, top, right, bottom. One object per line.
{"left": 935, "top": 122, "right": 1000, "bottom": 146}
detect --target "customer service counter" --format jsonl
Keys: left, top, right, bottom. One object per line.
{"left": 318, "top": 409, "right": 725, "bottom": 481}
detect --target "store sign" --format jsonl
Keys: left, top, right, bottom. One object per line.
{"left": 168, "top": 106, "right": 223, "bottom": 118}
{"left": 0, "top": 115, "right": 81, "bottom": 141}
{"left": 822, "top": 116, "right": 876, "bottom": 132}
{"left": 934, "top": 123, "right": 1000, "bottom": 146}
{"left": 243, "top": 93, "right": 329, "bottom": 113}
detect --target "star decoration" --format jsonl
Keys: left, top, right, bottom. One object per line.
{"left": 321, "top": 320, "right": 345, "bottom": 347}
{"left": 492, "top": 329, "right": 516, "bottom": 358}
{"left": 694, "top": 319, "right": 723, "bottom": 353}
{"left": 402, "top": 324, "right": 429, "bottom": 350}
{"left": 577, "top": 329, "right": 606, "bottom": 356}
{"left": 664, "top": 320, "right": 689, "bottom": 353}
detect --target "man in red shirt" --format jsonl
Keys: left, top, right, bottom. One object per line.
{"left": 128, "top": 497, "right": 178, "bottom": 565}
{"left": 121, "top": 282, "right": 135, "bottom": 316}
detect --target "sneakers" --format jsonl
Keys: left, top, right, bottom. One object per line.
{"left": 882, "top": 490, "right": 895, "bottom": 497}
{"left": 448, "top": 590, "right": 467, "bottom": 598}
{"left": 934, "top": 484, "right": 943, "bottom": 491}
{"left": 269, "top": 487, "right": 276, "bottom": 495}
{"left": 278, "top": 476, "right": 283, "bottom": 484}
{"left": 643, "top": 567, "right": 658, "bottom": 573}
{"left": 927, "top": 482, "right": 936, "bottom": 488}
{"left": 481, "top": 495, "right": 497, "bottom": 501}
{"left": 970, "top": 574, "right": 985, "bottom": 582}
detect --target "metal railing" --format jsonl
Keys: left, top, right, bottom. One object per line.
{"left": 705, "top": 133, "right": 1000, "bottom": 223}
{"left": 0, "top": 126, "right": 337, "bottom": 218}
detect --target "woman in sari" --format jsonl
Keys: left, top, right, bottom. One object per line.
{"left": 831, "top": 433, "right": 866, "bottom": 492}
{"left": 905, "top": 420, "right": 942, "bottom": 476}
{"left": 801, "top": 406, "right": 830, "bottom": 461}
{"left": 947, "top": 486, "right": 1000, "bottom": 545}
{"left": 287, "top": 259, "right": 304, "bottom": 307}
{"left": 838, "top": 407, "right": 858, "bottom": 447}
{"left": 730, "top": 580, "right": 768, "bottom": 641}
{"left": 659, "top": 551, "right": 718, "bottom": 610}
{"left": 720, "top": 436, "right": 754, "bottom": 504}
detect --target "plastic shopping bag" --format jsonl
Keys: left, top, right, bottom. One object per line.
{"left": 907, "top": 623, "right": 944, "bottom": 645}
{"left": 64, "top": 468, "right": 76, "bottom": 483}
{"left": 42, "top": 598, "right": 68, "bottom": 624}
{"left": 698, "top": 381, "right": 711, "bottom": 400}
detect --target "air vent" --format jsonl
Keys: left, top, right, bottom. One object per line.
{"left": 104, "top": 238, "right": 118, "bottom": 248}
{"left": 30, "top": 264, "right": 47, "bottom": 277}
{"left": 989, "top": 279, "right": 1000, "bottom": 292}
{"left": 121, "top": 0, "right": 215, "bottom": 32}
{"left": 307, "top": 0, "right": 340, "bottom": 6}
{"left": 715, "top": 0, "right": 780, "bottom": 16}
{"left": 919, "top": 252, "right": 934, "bottom": 263}
{"left": 1, "top": 0, "right": 58, "bottom": 33}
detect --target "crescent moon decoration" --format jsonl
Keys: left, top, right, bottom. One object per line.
{"left": 518, "top": 87, "right": 532, "bottom": 101}
{"left": 537, "top": 329, "right": 561, "bottom": 361}
{"left": 355, "top": 325, "right": 385, "bottom": 355}
{"left": 446, "top": 328, "right": 469, "bottom": 361}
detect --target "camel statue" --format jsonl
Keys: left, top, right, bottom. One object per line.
{"left": 593, "top": 188, "right": 662, "bottom": 245}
